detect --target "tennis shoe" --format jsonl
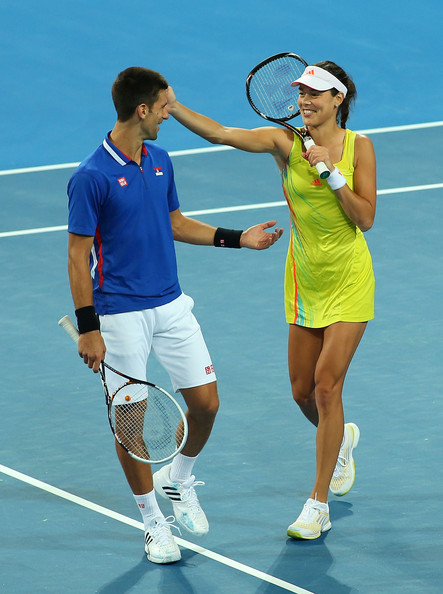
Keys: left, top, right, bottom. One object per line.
{"left": 330, "top": 422, "right": 360, "bottom": 496}
{"left": 144, "top": 516, "right": 181, "bottom": 564}
{"left": 153, "top": 463, "right": 209, "bottom": 536}
{"left": 287, "top": 498, "right": 332, "bottom": 540}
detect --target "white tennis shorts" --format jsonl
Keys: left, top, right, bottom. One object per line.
{"left": 99, "top": 293, "right": 216, "bottom": 394}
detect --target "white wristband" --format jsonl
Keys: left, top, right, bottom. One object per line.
{"left": 327, "top": 167, "right": 347, "bottom": 191}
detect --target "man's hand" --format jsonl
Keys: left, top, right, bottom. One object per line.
{"left": 240, "top": 220, "right": 283, "bottom": 250}
{"left": 78, "top": 330, "right": 106, "bottom": 373}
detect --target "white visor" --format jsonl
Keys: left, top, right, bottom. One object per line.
{"left": 291, "top": 66, "right": 347, "bottom": 97}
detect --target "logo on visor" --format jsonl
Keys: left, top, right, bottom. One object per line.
{"left": 307, "top": 69, "right": 315, "bottom": 75}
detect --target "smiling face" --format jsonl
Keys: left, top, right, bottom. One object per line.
{"left": 296, "top": 84, "right": 342, "bottom": 127}
{"left": 140, "top": 89, "right": 169, "bottom": 140}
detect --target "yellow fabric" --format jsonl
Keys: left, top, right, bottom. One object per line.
{"left": 282, "top": 129, "right": 375, "bottom": 327}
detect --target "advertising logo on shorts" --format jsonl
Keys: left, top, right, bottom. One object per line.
{"left": 205, "top": 364, "right": 214, "bottom": 376}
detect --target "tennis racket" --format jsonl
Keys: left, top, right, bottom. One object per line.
{"left": 246, "top": 52, "right": 330, "bottom": 179}
{"left": 58, "top": 315, "right": 188, "bottom": 464}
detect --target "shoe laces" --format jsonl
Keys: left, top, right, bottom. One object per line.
{"left": 300, "top": 499, "right": 328, "bottom": 521}
{"left": 333, "top": 431, "right": 351, "bottom": 477}
{"left": 299, "top": 501, "right": 319, "bottom": 522}
{"left": 178, "top": 475, "right": 205, "bottom": 512}
{"left": 332, "top": 453, "right": 348, "bottom": 477}
{"left": 150, "top": 515, "right": 181, "bottom": 545}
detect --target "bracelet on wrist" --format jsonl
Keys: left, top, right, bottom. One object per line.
{"left": 213, "top": 227, "right": 243, "bottom": 248}
{"left": 326, "top": 167, "right": 347, "bottom": 191}
{"left": 75, "top": 305, "right": 100, "bottom": 334}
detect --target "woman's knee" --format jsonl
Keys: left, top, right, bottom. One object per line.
{"left": 290, "top": 378, "right": 314, "bottom": 408}
{"left": 314, "top": 379, "right": 341, "bottom": 412}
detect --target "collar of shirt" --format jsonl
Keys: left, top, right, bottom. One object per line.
{"left": 102, "top": 133, "right": 148, "bottom": 166}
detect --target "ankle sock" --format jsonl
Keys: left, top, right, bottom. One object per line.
{"left": 134, "top": 490, "right": 163, "bottom": 527}
{"left": 170, "top": 453, "right": 198, "bottom": 482}
{"left": 308, "top": 498, "right": 329, "bottom": 513}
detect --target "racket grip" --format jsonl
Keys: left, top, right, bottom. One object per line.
{"left": 315, "top": 161, "right": 330, "bottom": 179}
{"left": 303, "top": 136, "right": 330, "bottom": 179}
{"left": 58, "top": 315, "right": 80, "bottom": 343}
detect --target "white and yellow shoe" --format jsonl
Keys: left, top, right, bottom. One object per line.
{"left": 330, "top": 422, "right": 360, "bottom": 496}
{"left": 287, "top": 498, "right": 332, "bottom": 540}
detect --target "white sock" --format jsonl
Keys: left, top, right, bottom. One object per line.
{"left": 170, "top": 453, "right": 198, "bottom": 482}
{"left": 309, "top": 497, "right": 329, "bottom": 513}
{"left": 134, "top": 490, "right": 163, "bottom": 527}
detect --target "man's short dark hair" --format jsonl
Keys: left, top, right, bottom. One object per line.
{"left": 111, "top": 67, "right": 168, "bottom": 122}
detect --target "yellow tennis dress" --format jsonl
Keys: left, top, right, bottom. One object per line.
{"left": 282, "top": 129, "right": 375, "bottom": 327}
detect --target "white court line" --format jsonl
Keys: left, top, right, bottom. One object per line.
{"left": 357, "top": 120, "right": 443, "bottom": 135}
{"left": 0, "top": 463, "right": 313, "bottom": 594}
{"left": 0, "top": 224, "right": 68, "bottom": 238}
{"left": 0, "top": 120, "right": 442, "bottom": 177}
{"left": 0, "top": 182, "right": 442, "bottom": 240}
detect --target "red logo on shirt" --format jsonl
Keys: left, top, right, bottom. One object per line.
{"left": 311, "top": 178, "right": 322, "bottom": 186}
{"left": 118, "top": 177, "right": 128, "bottom": 187}
{"left": 154, "top": 167, "right": 163, "bottom": 176}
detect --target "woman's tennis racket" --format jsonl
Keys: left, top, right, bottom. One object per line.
{"left": 246, "top": 52, "right": 330, "bottom": 179}
{"left": 58, "top": 315, "right": 188, "bottom": 464}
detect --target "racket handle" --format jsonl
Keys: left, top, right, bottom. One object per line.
{"left": 58, "top": 315, "right": 80, "bottom": 343}
{"left": 303, "top": 136, "right": 330, "bottom": 179}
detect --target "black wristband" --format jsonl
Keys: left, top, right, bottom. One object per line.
{"left": 213, "top": 227, "right": 243, "bottom": 248}
{"left": 75, "top": 305, "right": 100, "bottom": 334}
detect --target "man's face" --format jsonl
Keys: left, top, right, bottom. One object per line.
{"left": 141, "top": 89, "right": 169, "bottom": 140}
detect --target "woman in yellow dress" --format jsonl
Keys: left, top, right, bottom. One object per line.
{"left": 166, "top": 61, "right": 376, "bottom": 539}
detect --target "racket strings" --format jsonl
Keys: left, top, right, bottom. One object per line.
{"left": 110, "top": 382, "right": 185, "bottom": 463}
{"left": 249, "top": 57, "right": 305, "bottom": 120}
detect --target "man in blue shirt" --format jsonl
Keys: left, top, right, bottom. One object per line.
{"left": 67, "top": 66, "right": 283, "bottom": 564}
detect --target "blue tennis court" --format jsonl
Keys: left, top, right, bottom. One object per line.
{"left": 1, "top": 2, "right": 442, "bottom": 593}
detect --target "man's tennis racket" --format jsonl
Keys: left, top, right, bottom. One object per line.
{"left": 246, "top": 52, "right": 330, "bottom": 179}
{"left": 58, "top": 315, "right": 188, "bottom": 465}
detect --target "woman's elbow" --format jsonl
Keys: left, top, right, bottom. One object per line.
{"left": 358, "top": 213, "right": 375, "bottom": 232}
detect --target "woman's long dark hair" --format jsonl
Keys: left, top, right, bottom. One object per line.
{"left": 314, "top": 61, "right": 356, "bottom": 129}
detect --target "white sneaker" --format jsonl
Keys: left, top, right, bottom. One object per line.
{"left": 287, "top": 498, "right": 332, "bottom": 540}
{"left": 144, "top": 516, "right": 181, "bottom": 564}
{"left": 153, "top": 463, "right": 209, "bottom": 536}
{"left": 330, "top": 422, "right": 360, "bottom": 496}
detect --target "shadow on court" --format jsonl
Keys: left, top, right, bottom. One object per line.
{"left": 96, "top": 554, "right": 200, "bottom": 594}
{"left": 256, "top": 538, "right": 352, "bottom": 594}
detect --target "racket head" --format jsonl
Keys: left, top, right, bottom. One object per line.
{"left": 58, "top": 315, "right": 189, "bottom": 464}
{"left": 108, "top": 379, "right": 188, "bottom": 464}
{"left": 246, "top": 52, "right": 308, "bottom": 123}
